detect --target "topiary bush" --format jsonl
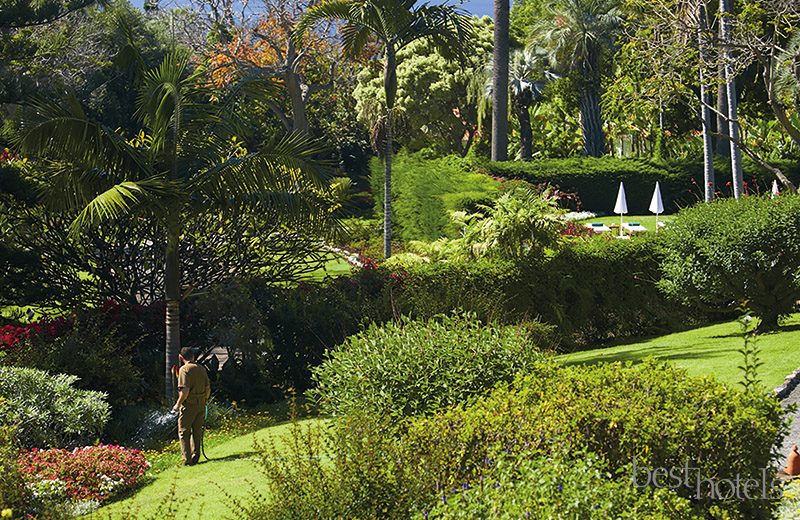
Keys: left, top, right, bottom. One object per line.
{"left": 0, "top": 366, "right": 110, "bottom": 449}
{"left": 400, "top": 360, "right": 788, "bottom": 519}
{"left": 310, "top": 313, "right": 552, "bottom": 418}
{"left": 658, "top": 194, "right": 800, "bottom": 329}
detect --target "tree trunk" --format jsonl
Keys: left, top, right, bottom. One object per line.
{"left": 491, "top": 0, "right": 509, "bottom": 162}
{"left": 715, "top": 27, "right": 730, "bottom": 158}
{"left": 698, "top": 4, "right": 715, "bottom": 202}
{"left": 164, "top": 220, "right": 181, "bottom": 405}
{"left": 286, "top": 69, "right": 309, "bottom": 134}
{"left": 383, "top": 49, "right": 396, "bottom": 259}
{"left": 720, "top": 0, "right": 744, "bottom": 198}
{"left": 580, "top": 86, "right": 605, "bottom": 157}
{"left": 383, "top": 109, "right": 392, "bottom": 259}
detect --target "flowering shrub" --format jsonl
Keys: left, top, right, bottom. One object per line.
{"left": 559, "top": 219, "right": 599, "bottom": 237}
{"left": 0, "top": 317, "right": 72, "bottom": 358}
{"left": 18, "top": 445, "right": 149, "bottom": 502}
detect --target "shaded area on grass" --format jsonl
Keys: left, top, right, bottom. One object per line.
{"left": 558, "top": 314, "right": 800, "bottom": 389}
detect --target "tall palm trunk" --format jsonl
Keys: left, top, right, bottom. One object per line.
{"left": 383, "top": 109, "right": 392, "bottom": 258}
{"left": 580, "top": 86, "right": 605, "bottom": 157}
{"left": 720, "top": 0, "right": 743, "bottom": 198}
{"left": 698, "top": 4, "right": 715, "bottom": 201}
{"left": 715, "top": 21, "right": 730, "bottom": 158}
{"left": 164, "top": 219, "right": 181, "bottom": 404}
{"left": 383, "top": 48, "right": 397, "bottom": 259}
{"left": 492, "top": 0, "right": 509, "bottom": 162}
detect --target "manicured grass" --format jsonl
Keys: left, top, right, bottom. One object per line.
{"left": 94, "top": 417, "right": 329, "bottom": 520}
{"left": 558, "top": 314, "right": 800, "bottom": 389}
{"left": 577, "top": 214, "right": 673, "bottom": 233}
{"left": 299, "top": 254, "right": 353, "bottom": 282}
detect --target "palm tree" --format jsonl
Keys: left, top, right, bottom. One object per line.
{"left": 698, "top": 1, "right": 715, "bottom": 202}
{"left": 15, "top": 52, "right": 332, "bottom": 404}
{"left": 492, "top": 0, "right": 510, "bottom": 162}
{"left": 529, "top": 0, "right": 623, "bottom": 158}
{"left": 477, "top": 49, "right": 555, "bottom": 161}
{"left": 296, "top": 0, "right": 473, "bottom": 259}
{"left": 718, "top": 0, "right": 744, "bottom": 198}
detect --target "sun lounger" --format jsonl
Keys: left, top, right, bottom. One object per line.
{"left": 622, "top": 222, "right": 648, "bottom": 234}
{"left": 585, "top": 222, "right": 611, "bottom": 233}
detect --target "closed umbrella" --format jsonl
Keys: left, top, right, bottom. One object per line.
{"left": 614, "top": 182, "right": 628, "bottom": 238}
{"left": 772, "top": 180, "right": 780, "bottom": 198}
{"left": 649, "top": 181, "right": 664, "bottom": 231}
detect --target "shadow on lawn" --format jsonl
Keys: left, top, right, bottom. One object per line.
{"left": 561, "top": 344, "right": 738, "bottom": 367}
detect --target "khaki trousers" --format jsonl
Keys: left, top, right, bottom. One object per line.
{"left": 178, "top": 402, "right": 205, "bottom": 464}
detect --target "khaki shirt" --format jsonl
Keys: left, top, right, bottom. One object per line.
{"left": 177, "top": 362, "right": 210, "bottom": 406}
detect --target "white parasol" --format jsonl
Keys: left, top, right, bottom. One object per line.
{"left": 649, "top": 181, "right": 664, "bottom": 231}
{"left": 614, "top": 182, "right": 628, "bottom": 238}
{"left": 772, "top": 180, "right": 780, "bottom": 198}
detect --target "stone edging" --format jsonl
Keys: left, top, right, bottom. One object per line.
{"left": 775, "top": 367, "right": 800, "bottom": 399}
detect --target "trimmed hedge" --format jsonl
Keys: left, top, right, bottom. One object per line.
{"left": 396, "top": 234, "right": 703, "bottom": 347}
{"left": 369, "top": 152, "right": 499, "bottom": 242}
{"left": 479, "top": 155, "right": 800, "bottom": 214}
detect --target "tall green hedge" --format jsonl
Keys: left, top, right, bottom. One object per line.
{"left": 478, "top": 155, "right": 800, "bottom": 214}
{"left": 395, "top": 234, "right": 703, "bottom": 347}
{"left": 369, "top": 152, "right": 499, "bottom": 241}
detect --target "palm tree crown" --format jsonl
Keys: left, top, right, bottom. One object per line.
{"left": 529, "top": 0, "right": 623, "bottom": 157}
{"left": 296, "top": 0, "right": 473, "bottom": 258}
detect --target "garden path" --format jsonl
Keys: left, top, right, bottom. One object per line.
{"left": 778, "top": 385, "right": 800, "bottom": 469}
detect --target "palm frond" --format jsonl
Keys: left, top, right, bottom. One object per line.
{"left": 402, "top": 4, "right": 475, "bottom": 62}
{"left": 190, "top": 132, "right": 332, "bottom": 204}
{"left": 296, "top": 0, "right": 357, "bottom": 46}
{"left": 69, "top": 177, "right": 175, "bottom": 238}
{"left": 16, "top": 97, "right": 150, "bottom": 193}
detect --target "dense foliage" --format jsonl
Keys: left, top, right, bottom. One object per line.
{"left": 248, "top": 360, "right": 787, "bottom": 520}
{"left": 421, "top": 450, "right": 693, "bottom": 519}
{"left": 310, "top": 313, "right": 550, "bottom": 418}
{"left": 0, "top": 366, "right": 110, "bottom": 449}
{"left": 659, "top": 194, "right": 800, "bottom": 329}
{"left": 402, "top": 360, "right": 787, "bottom": 519}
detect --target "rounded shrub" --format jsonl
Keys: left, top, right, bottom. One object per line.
{"left": 310, "top": 313, "right": 551, "bottom": 418}
{"left": 0, "top": 366, "right": 110, "bottom": 449}
{"left": 658, "top": 194, "right": 800, "bottom": 329}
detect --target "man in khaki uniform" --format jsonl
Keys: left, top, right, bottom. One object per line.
{"left": 171, "top": 347, "right": 211, "bottom": 466}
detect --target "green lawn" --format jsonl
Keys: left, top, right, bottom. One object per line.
{"left": 577, "top": 214, "right": 673, "bottom": 233}
{"left": 299, "top": 254, "right": 353, "bottom": 282}
{"left": 94, "top": 417, "right": 329, "bottom": 520}
{"left": 558, "top": 314, "right": 800, "bottom": 389}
